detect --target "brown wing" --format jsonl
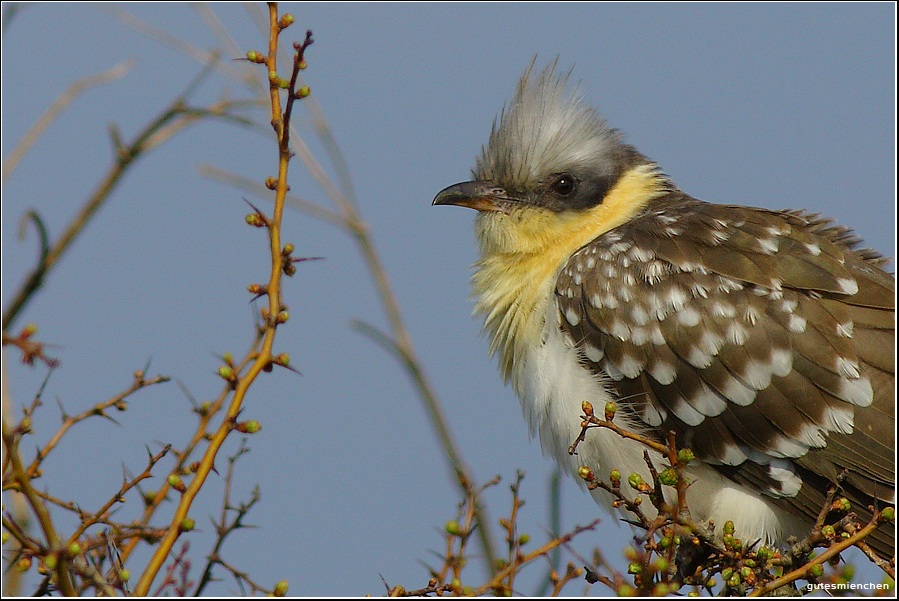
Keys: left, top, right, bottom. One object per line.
{"left": 555, "top": 192, "right": 895, "bottom": 556}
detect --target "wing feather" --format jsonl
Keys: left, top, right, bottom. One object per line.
{"left": 555, "top": 192, "right": 895, "bottom": 556}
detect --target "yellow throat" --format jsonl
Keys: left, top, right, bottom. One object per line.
{"left": 471, "top": 164, "right": 669, "bottom": 380}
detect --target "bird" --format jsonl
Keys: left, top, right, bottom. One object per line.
{"left": 433, "top": 61, "right": 895, "bottom": 560}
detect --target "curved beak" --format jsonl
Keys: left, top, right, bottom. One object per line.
{"left": 432, "top": 181, "right": 517, "bottom": 212}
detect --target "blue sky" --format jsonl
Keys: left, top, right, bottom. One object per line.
{"left": 2, "top": 2, "right": 895, "bottom": 596}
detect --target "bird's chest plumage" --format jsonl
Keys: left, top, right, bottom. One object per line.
{"left": 471, "top": 218, "right": 805, "bottom": 547}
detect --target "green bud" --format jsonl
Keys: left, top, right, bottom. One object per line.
{"left": 881, "top": 507, "right": 895, "bottom": 522}
{"left": 581, "top": 400, "right": 594, "bottom": 416}
{"left": 627, "top": 473, "right": 644, "bottom": 490}
{"left": 807, "top": 563, "right": 824, "bottom": 578}
{"left": 577, "top": 466, "right": 593, "bottom": 481}
{"left": 276, "top": 311, "right": 289, "bottom": 324}
{"left": 617, "top": 584, "right": 636, "bottom": 597}
{"left": 268, "top": 70, "right": 279, "bottom": 81}
{"left": 740, "top": 566, "right": 752, "bottom": 579}
{"left": 246, "top": 50, "right": 263, "bottom": 62}
{"left": 277, "top": 78, "right": 290, "bottom": 89}
{"left": 43, "top": 554, "right": 58, "bottom": 570}
{"left": 275, "top": 353, "right": 290, "bottom": 367}
{"left": 832, "top": 497, "right": 852, "bottom": 512}
{"left": 179, "top": 517, "right": 195, "bottom": 532}
{"left": 67, "top": 541, "right": 82, "bottom": 556}
{"left": 727, "top": 573, "right": 741, "bottom": 588}
{"left": 604, "top": 401, "right": 617, "bottom": 419}
{"left": 445, "top": 520, "right": 461, "bottom": 536}
{"left": 245, "top": 213, "right": 265, "bottom": 227}
{"left": 296, "top": 85, "right": 311, "bottom": 98}
{"left": 218, "top": 366, "right": 234, "bottom": 380}
{"left": 119, "top": 568, "right": 130, "bottom": 582}
{"left": 658, "top": 468, "right": 678, "bottom": 486}
{"left": 283, "top": 243, "right": 295, "bottom": 255}
{"left": 822, "top": 525, "right": 836, "bottom": 538}
{"left": 450, "top": 578, "right": 462, "bottom": 590}
{"left": 723, "top": 520, "right": 735, "bottom": 535}
{"left": 627, "top": 562, "right": 641, "bottom": 574}
{"left": 677, "top": 448, "right": 695, "bottom": 464}
{"left": 721, "top": 567, "right": 733, "bottom": 582}
{"left": 167, "top": 474, "right": 182, "bottom": 488}
{"left": 279, "top": 14, "right": 294, "bottom": 28}
{"left": 273, "top": 580, "right": 288, "bottom": 596}
{"left": 243, "top": 420, "right": 261, "bottom": 434}
{"left": 517, "top": 533, "right": 530, "bottom": 545}
{"left": 652, "top": 583, "right": 671, "bottom": 596}
{"left": 609, "top": 469, "right": 621, "bottom": 484}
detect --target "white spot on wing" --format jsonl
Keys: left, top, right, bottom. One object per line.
{"left": 583, "top": 343, "right": 603, "bottom": 363}
{"left": 835, "top": 322, "right": 854, "bottom": 338}
{"left": 617, "top": 355, "right": 644, "bottom": 379}
{"left": 678, "top": 307, "right": 702, "bottom": 327}
{"left": 719, "top": 376, "right": 756, "bottom": 406}
{"left": 757, "top": 237, "right": 779, "bottom": 254}
{"left": 838, "top": 277, "right": 859, "bottom": 295}
{"left": 766, "top": 460, "right": 802, "bottom": 497}
{"left": 670, "top": 397, "right": 706, "bottom": 426}
{"left": 836, "top": 376, "right": 873, "bottom": 407}
{"left": 822, "top": 405, "right": 854, "bottom": 434}
{"left": 769, "top": 348, "right": 793, "bottom": 377}
{"left": 689, "top": 387, "right": 727, "bottom": 417}
{"left": 727, "top": 323, "right": 749, "bottom": 345}
{"left": 796, "top": 423, "right": 827, "bottom": 448}
{"left": 767, "top": 434, "right": 809, "bottom": 459}
{"left": 787, "top": 314, "right": 807, "bottom": 334}
{"left": 836, "top": 357, "right": 860, "bottom": 379}
{"left": 649, "top": 361, "right": 676, "bottom": 385}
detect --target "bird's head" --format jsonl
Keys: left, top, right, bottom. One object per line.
{"left": 434, "top": 61, "right": 669, "bottom": 256}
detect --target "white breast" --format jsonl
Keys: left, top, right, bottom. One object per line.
{"left": 510, "top": 292, "right": 806, "bottom": 546}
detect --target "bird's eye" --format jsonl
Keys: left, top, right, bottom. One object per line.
{"left": 551, "top": 174, "right": 577, "bottom": 196}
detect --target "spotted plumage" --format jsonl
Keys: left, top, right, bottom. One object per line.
{"left": 434, "top": 62, "right": 895, "bottom": 558}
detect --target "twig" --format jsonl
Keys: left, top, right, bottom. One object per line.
{"left": 132, "top": 5, "right": 307, "bottom": 594}
{"left": 2, "top": 60, "right": 135, "bottom": 182}
{"left": 2, "top": 61, "right": 256, "bottom": 330}
{"left": 26, "top": 373, "right": 170, "bottom": 477}
{"left": 747, "top": 512, "right": 885, "bottom": 597}
{"left": 193, "top": 440, "right": 261, "bottom": 595}
{"left": 1, "top": 420, "right": 77, "bottom": 595}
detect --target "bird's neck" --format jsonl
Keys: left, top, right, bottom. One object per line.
{"left": 471, "top": 164, "right": 670, "bottom": 381}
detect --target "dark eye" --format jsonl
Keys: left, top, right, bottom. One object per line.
{"left": 550, "top": 173, "right": 577, "bottom": 196}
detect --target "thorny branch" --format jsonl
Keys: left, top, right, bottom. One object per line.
{"left": 568, "top": 399, "right": 896, "bottom": 596}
